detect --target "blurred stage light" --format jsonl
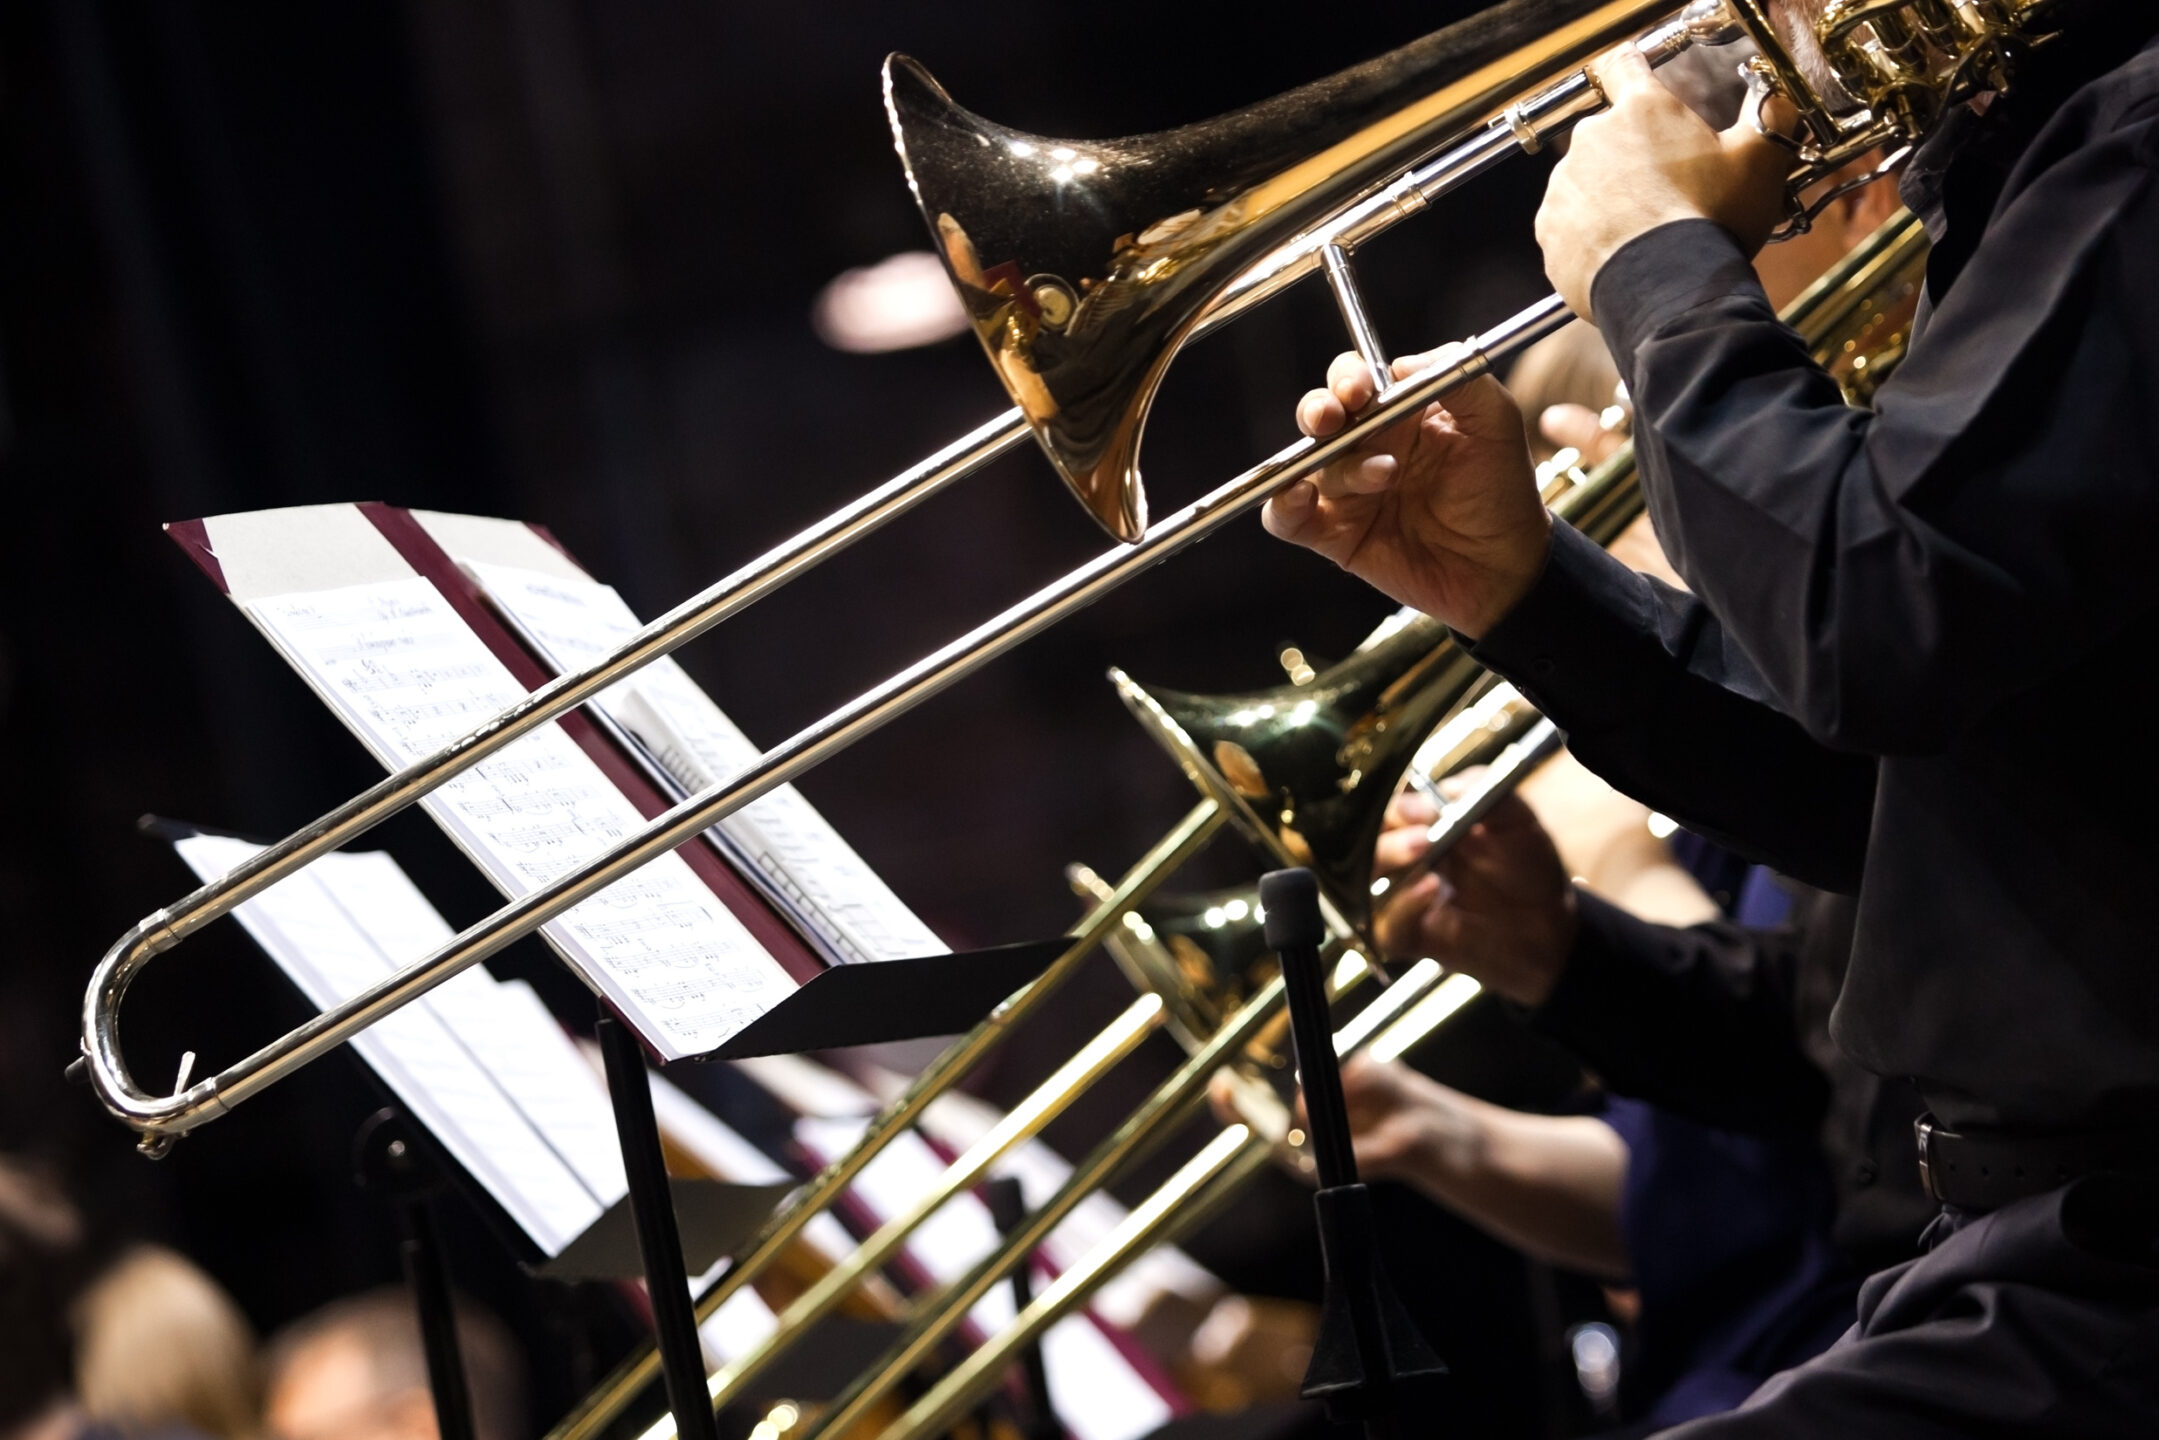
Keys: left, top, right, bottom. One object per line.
{"left": 812, "top": 251, "right": 969, "bottom": 353}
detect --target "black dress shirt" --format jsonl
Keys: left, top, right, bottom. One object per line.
{"left": 1540, "top": 887, "right": 1934, "bottom": 1268}
{"left": 1472, "top": 19, "right": 2159, "bottom": 1132}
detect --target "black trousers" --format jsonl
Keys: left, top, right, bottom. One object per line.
{"left": 1659, "top": 1174, "right": 2159, "bottom": 1437}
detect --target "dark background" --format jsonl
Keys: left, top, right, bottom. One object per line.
{"left": 0, "top": 1, "right": 1584, "bottom": 1434}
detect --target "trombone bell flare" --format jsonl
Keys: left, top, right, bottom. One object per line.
{"left": 883, "top": 0, "right": 1683, "bottom": 542}
{"left": 1111, "top": 615, "right": 1489, "bottom": 934}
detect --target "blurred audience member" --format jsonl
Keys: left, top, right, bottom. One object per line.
{"left": 263, "top": 1290, "right": 523, "bottom": 1440}
{"left": 75, "top": 1247, "right": 260, "bottom": 1440}
{"left": 2, "top": 1158, "right": 91, "bottom": 1440}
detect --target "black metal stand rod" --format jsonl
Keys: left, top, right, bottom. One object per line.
{"left": 1263, "top": 869, "right": 1400, "bottom": 1439}
{"left": 985, "top": 1176, "right": 1060, "bottom": 1440}
{"left": 398, "top": 1195, "right": 478, "bottom": 1440}
{"left": 1264, "top": 872, "right": 1359, "bottom": 1192}
{"left": 598, "top": 1015, "right": 720, "bottom": 1440}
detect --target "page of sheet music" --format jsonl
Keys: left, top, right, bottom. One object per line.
{"left": 173, "top": 835, "right": 617, "bottom": 1256}
{"left": 242, "top": 578, "right": 798, "bottom": 1058}
{"left": 459, "top": 561, "right": 947, "bottom": 967}
{"left": 795, "top": 1116, "right": 1173, "bottom": 1440}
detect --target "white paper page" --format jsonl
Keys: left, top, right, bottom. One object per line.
{"left": 242, "top": 577, "right": 797, "bottom": 1058}
{"left": 699, "top": 1285, "right": 781, "bottom": 1368}
{"left": 261, "top": 845, "right": 632, "bottom": 1204}
{"left": 460, "top": 562, "right": 946, "bottom": 966}
{"left": 449, "top": 981, "right": 629, "bottom": 1202}
{"left": 1040, "top": 1319, "right": 1175, "bottom": 1440}
{"left": 173, "top": 835, "right": 605, "bottom": 1256}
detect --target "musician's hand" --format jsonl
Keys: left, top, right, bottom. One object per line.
{"left": 1263, "top": 347, "right": 1550, "bottom": 637}
{"left": 1537, "top": 46, "right": 1793, "bottom": 320}
{"left": 1539, "top": 402, "right": 1630, "bottom": 468}
{"left": 1335, "top": 1056, "right": 1484, "bottom": 1187}
{"left": 1371, "top": 787, "right": 1578, "bottom": 1008}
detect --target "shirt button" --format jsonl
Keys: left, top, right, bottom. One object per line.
{"left": 1853, "top": 1160, "right": 1878, "bottom": 1188}
{"left": 1531, "top": 657, "right": 1555, "bottom": 678}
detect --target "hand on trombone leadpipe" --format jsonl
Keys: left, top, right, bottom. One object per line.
{"left": 1263, "top": 346, "right": 1550, "bottom": 639}
{"left": 1369, "top": 784, "right": 1577, "bottom": 1010}
{"left": 1538, "top": 45, "right": 1795, "bottom": 320}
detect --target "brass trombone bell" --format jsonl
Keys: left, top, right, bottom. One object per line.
{"left": 886, "top": 0, "right": 1740, "bottom": 542}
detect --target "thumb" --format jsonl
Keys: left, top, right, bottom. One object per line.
{"left": 1588, "top": 43, "right": 1656, "bottom": 105}
{"left": 1719, "top": 111, "right": 1803, "bottom": 250}
{"left": 1428, "top": 371, "right": 1524, "bottom": 442}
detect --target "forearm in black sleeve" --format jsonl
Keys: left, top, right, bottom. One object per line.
{"left": 1469, "top": 522, "right": 1877, "bottom": 892}
{"left": 1530, "top": 890, "right": 1828, "bottom": 1133}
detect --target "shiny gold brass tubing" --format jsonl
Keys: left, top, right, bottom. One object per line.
{"left": 692, "top": 994, "right": 1168, "bottom": 1420}
{"left": 876, "top": 960, "right": 1451, "bottom": 1440}
{"left": 878, "top": 1126, "right": 1276, "bottom": 1440}
{"left": 798, "top": 969, "right": 1299, "bottom": 1440}
{"left": 543, "top": 799, "right": 1224, "bottom": 1440}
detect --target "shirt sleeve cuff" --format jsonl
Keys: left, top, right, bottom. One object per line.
{"left": 1590, "top": 218, "right": 1764, "bottom": 374}
{"left": 1464, "top": 521, "right": 1658, "bottom": 734}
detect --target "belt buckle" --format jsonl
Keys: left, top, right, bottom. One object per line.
{"left": 1914, "top": 1112, "right": 1944, "bottom": 1204}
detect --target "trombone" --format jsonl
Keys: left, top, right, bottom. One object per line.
{"left": 853, "top": 209, "right": 1932, "bottom": 1440}
{"left": 85, "top": 0, "right": 1771, "bottom": 1151}
{"left": 558, "top": 212, "right": 1931, "bottom": 1440}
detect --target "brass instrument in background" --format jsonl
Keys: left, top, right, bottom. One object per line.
{"left": 77, "top": 0, "right": 2004, "bottom": 1437}
{"left": 1115, "top": 209, "right": 1927, "bottom": 940}
{"left": 83, "top": 0, "right": 2012, "bottom": 1158}
{"left": 560, "top": 213, "right": 1928, "bottom": 1440}
{"left": 88, "top": 0, "right": 1734, "bottom": 1154}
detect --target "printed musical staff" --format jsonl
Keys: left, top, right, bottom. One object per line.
{"left": 463, "top": 561, "right": 948, "bottom": 967}
{"left": 247, "top": 577, "right": 797, "bottom": 1059}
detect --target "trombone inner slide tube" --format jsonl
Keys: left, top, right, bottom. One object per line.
{"left": 84, "top": 292, "right": 1572, "bottom": 1151}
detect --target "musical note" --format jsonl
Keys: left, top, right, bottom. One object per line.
{"left": 464, "top": 561, "right": 948, "bottom": 967}
{"left": 246, "top": 577, "right": 797, "bottom": 1059}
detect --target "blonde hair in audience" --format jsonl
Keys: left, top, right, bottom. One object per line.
{"left": 75, "top": 1245, "right": 263, "bottom": 1440}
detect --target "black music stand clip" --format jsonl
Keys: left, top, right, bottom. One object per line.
{"left": 698, "top": 938, "right": 1068, "bottom": 1059}
{"left": 1260, "top": 869, "right": 1445, "bottom": 1438}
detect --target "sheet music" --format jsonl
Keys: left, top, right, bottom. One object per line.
{"left": 794, "top": 1116, "right": 1174, "bottom": 1440}
{"left": 242, "top": 577, "right": 798, "bottom": 1058}
{"left": 173, "top": 835, "right": 618, "bottom": 1256}
{"left": 459, "top": 561, "right": 946, "bottom": 967}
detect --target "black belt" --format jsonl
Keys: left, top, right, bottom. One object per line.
{"left": 1914, "top": 1112, "right": 2159, "bottom": 1210}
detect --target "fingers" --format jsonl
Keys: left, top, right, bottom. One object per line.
{"left": 1327, "top": 351, "right": 1378, "bottom": 414}
{"left": 1296, "top": 386, "right": 1345, "bottom": 440}
{"left": 1418, "top": 371, "right": 1523, "bottom": 443}
{"left": 1373, "top": 821, "right": 1433, "bottom": 875}
{"left": 1316, "top": 452, "right": 1398, "bottom": 500}
{"left": 1385, "top": 790, "right": 1439, "bottom": 829}
{"left": 1720, "top": 111, "right": 1804, "bottom": 246}
{"left": 1539, "top": 402, "right": 1608, "bottom": 456}
{"left": 1261, "top": 480, "right": 1319, "bottom": 541}
{"left": 1206, "top": 1069, "right": 1240, "bottom": 1126}
{"left": 1436, "top": 764, "right": 1487, "bottom": 803}
{"left": 1588, "top": 43, "right": 1657, "bottom": 104}
{"left": 1372, "top": 871, "right": 1447, "bottom": 959}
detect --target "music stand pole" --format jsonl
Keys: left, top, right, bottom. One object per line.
{"left": 985, "top": 1176, "right": 1062, "bottom": 1440}
{"left": 597, "top": 1014, "right": 721, "bottom": 1440}
{"left": 1261, "top": 868, "right": 1444, "bottom": 1438}
{"left": 354, "top": 1109, "right": 477, "bottom": 1440}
